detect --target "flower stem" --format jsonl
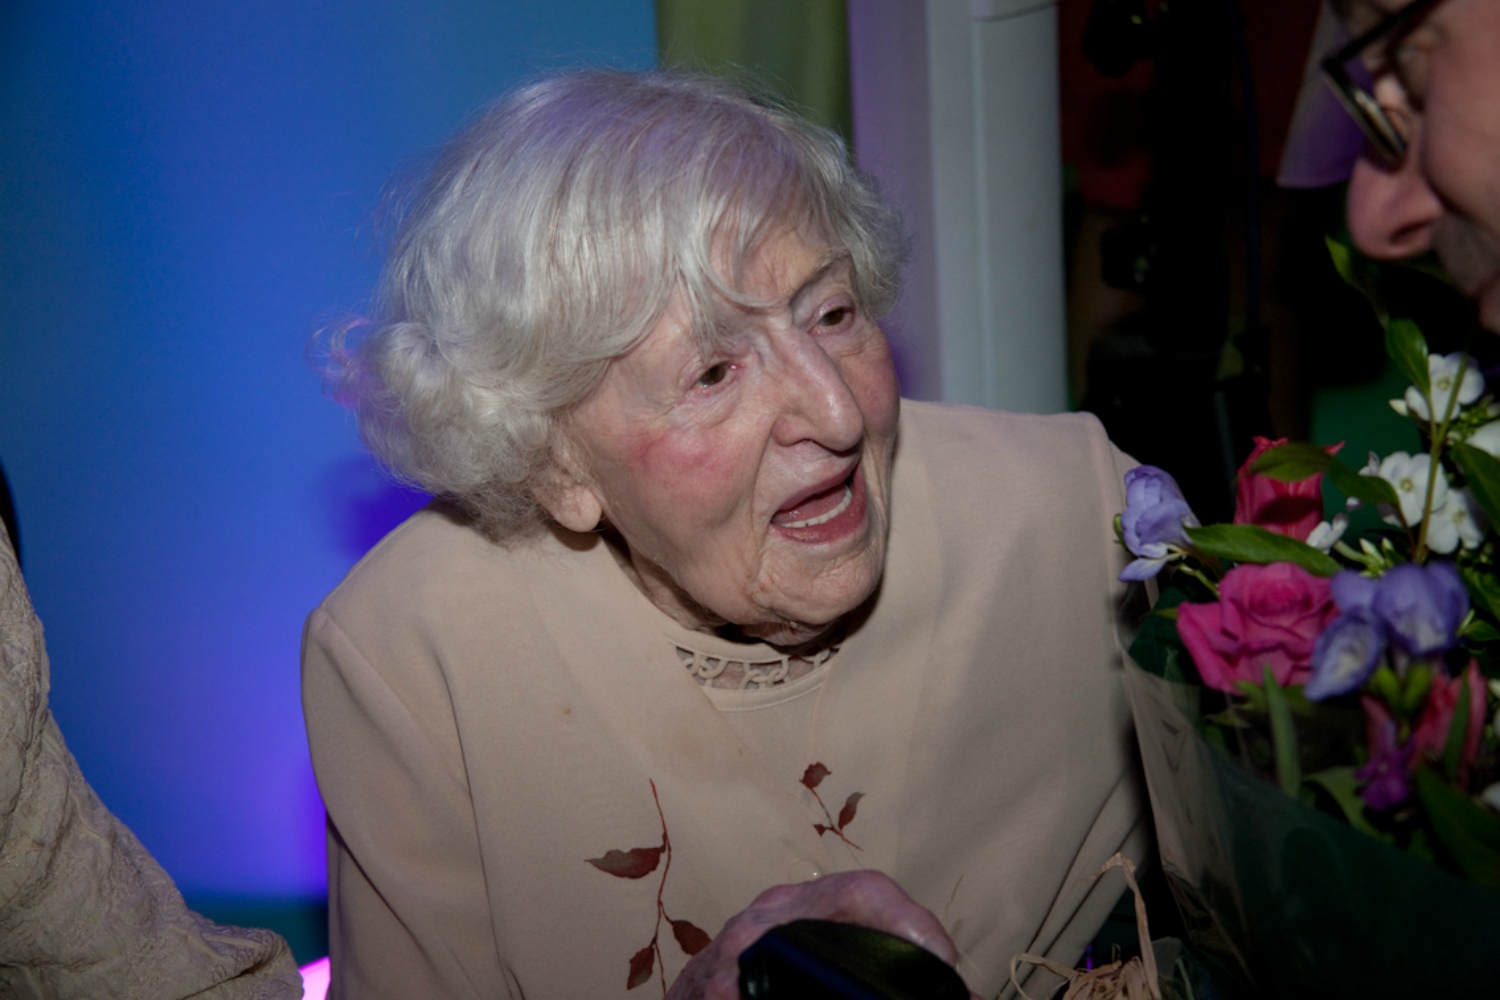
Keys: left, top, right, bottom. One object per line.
{"left": 1263, "top": 665, "right": 1302, "bottom": 798}
{"left": 1177, "top": 563, "right": 1221, "bottom": 599}
{"left": 1416, "top": 350, "right": 1472, "bottom": 561}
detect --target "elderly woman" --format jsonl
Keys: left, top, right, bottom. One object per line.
{"left": 304, "top": 70, "right": 1145, "bottom": 999}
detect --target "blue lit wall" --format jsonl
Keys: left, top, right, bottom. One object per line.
{"left": 0, "top": 0, "right": 654, "bottom": 907}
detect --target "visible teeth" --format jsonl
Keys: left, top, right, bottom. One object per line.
{"left": 782, "top": 485, "right": 852, "bottom": 528}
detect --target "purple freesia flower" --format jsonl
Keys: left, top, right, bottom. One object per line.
{"left": 1306, "top": 611, "right": 1386, "bottom": 700}
{"left": 1357, "top": 696, "right": 1414, "bottom": 811}
{"left": 1371, "top": 563, "right": 1469, "bottom": 657}
{"left": 1119, "top": 466, "right": 1199, "bottom": 581}
{"left": 1329, "top": 571, "right": 1377, "bottom": 616}
{"left": 1356, "top": 742, "right": 1413, "bottom": 811}
{"left": 1305, "top": 565, "right": 1471, "bottom": 700}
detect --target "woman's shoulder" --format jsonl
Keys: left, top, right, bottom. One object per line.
{"left": 897, "top": 400, "right": 1129, "bottom": 500}
{"left": 900, "top": 398, "right": 1110, "bottom": 447}
{"left": 312, "top": 501, "right": 586, "bottom": 632}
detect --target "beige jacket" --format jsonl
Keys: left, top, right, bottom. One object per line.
{"left": 304, "top": 402, "right": 1148, "bottom": 999}
{"left": 0, "top": 534, "right": 301, "bottom": 998}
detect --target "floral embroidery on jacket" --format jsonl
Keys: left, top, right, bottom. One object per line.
{"left": 801, "top": 762, "right": 864, "bottom": 851}
{"left": 586, "top": 780, "right": 710, "bottom": 993}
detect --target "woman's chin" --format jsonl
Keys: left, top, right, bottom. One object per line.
{"left": 740, "top": 618, "right": 832, "bottom": 648}
{"left": 739, "top": 583, "right": 880, "bottom": 647}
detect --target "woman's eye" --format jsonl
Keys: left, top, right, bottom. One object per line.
{"left": 816, "top": 305, "right": 853, "bottom": 329}
{"left": 696, "top": 362, "right": 730, "bottom": 388}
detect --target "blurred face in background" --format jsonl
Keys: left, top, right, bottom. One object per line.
{"left": 1341, "top": 0, "right": 1500, "bottom": 331}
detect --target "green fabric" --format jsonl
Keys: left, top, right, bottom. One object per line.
{"left": 656, "top": 0, "right": 852, "bottom": 142}
{"left": 1125, "top": 659, "right": 1500, "bottom": 998}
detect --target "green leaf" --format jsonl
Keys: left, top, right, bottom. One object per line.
{"left": 1303, "top": 766, "right": 1380, "bottom": 837}
{"left": 1204, "top": 723, "right": 1230, "bottom": 757}
{"left": 1325, "top": 235, "right": 1388, "bottom": 320}
{"left": 1326, "top": 234, "right": 1357, "bottom": 287}
{"left": 1184, "top": 524, "right": 1342, "bottom": 577}
{"left": 1127, "top": 587, "right": 1197, "bottom": 685}
{"left": 1460, "top": 563, "right": 1500, "bottom": 627}
{"left": 1325, "top": 463, "right": 1401, "bottom": 508}
{"left": 1264, "top": 665, "right": 1301, "bottom": 798}
{"left": 1370, "top": 665, "right": 1401, "bottom": 706}
{"left": 1205, "top": 708, "right": 1253, "bottom": 729}
{"left": 1325, "top": 235, "right": 1427, "bottom": 326}
{"left": 1248, "top": 441, "right": 1335, "bottom": 481}
{"left": 1452, "top": 441, "right": 1500, "bottom": 528}
{"left": 1462, "top": 618, "right": 1500, "bottom": 644}
{"left": 1397, "top": 664, "right": 1434, "bottom": 719}
{"left": 1232, "top": 680, "right": 1268, "bottom": 714}
{"left": 1414, "top": 767, "right": 1500, "bottom": 890}
{"left": 1283, "top": 684, "right": 1316, "bottom": 716}
{"left": 1400, "top": 253, "right": 1456, "bottom": 285}
{"left": 1385, "top": 315, "right": 1431, "bottom": 395}
{"left": 1443, "top": 672, "right": 1473, "bottom": 782}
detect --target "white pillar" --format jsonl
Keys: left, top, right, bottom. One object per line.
{"left": 850, "top": 0, "right": 1067, "bottom": 413}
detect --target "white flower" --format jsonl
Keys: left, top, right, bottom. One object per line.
{"left": 1305, "top": 514, "right": 1348, "bottom": 552}
{"left": 1404, "top": 352, "right": 1484, "bottom": 422}
{"left": 1468, "top": 420, "right": 1500, "bottom": 459}
{"left": 1426, "top": 488, "right": 1486, "bottom": 553}
{"left": 1485, "top": 784, "right": 1500, "bottom": 814}
{"left": 1373, "top": 451, "right": 1447, "bottom": 526}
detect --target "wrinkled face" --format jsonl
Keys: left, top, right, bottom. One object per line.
{"left": 1343, "top": 0, "right": 1500, "bottom": 330}
{"left": 546, "top": 225, "right": 901, "bottom": 646}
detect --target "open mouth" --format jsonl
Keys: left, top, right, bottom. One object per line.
{"left": 772, "top": 470, "right": 858, "bottom": 529}
{"left": 775, "top": 483, "right": 853, "bottom": 528}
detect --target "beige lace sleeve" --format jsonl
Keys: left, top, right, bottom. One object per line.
{"left": 0, "top": 535, "right": 303, "bottom": 999}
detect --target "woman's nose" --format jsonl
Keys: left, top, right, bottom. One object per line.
{"left": 1346, "top": 145, "right": 1443, "bottom": 261}
{"left": 771, "top": 338, "right": 864, "bottom": 453}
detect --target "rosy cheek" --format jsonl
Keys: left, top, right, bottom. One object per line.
{"left": 845, "top": 346, "right": 900, "bottom": 430}
{"left": 629, "top": 430, "right": 741, "bottom": 512}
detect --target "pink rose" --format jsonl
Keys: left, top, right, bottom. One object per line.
{"left": 1177, "top": 562, "right": 1339, "bottom": 692}
{"left": 1233, "top": 436, "right": 1341, "bottom": 542}
{"left": 1410, "top": 660, "right": 1487, "bottom": 782}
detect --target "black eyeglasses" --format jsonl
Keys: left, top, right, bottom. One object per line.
{"left": 1321, "top": 0, "right": 1446, "bottom": 166}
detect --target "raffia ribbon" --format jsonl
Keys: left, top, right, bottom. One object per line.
{"left": 1009, "top": 853, "right": 1161, "bottom": 1000}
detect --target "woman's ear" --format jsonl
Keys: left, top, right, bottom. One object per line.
{"left": 533, "top": 443, "right": 605, "bottom": 533}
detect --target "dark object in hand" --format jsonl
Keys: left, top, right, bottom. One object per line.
{"left": 738, "top": 919, "right": 969, "bottom": 1000}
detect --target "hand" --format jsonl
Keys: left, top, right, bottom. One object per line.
{"left": 664, "top": 870, "right": 966, "bottom": 1000}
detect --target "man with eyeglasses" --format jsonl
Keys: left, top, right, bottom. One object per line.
{"left": 1324, "top": 0, "right": 1500, "bottom": 331}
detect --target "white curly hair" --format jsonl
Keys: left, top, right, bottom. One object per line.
{"left": 324, "top": 69, "right": 905, "bottom": 537}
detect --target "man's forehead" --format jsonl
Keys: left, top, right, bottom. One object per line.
{"left": 1334, "top": 0, "right": 1463, "bottom": 37}
{"left": 1333, "top": 0, "right": 1405, "bottom": 30}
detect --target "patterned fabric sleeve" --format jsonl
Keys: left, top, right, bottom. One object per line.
{"left": 0, "top": 534, "right": 303, "bottom": 1000}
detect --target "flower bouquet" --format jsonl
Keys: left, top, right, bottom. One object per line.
{"left": 1118, "top": 314, "right": 1500, "bottom": 996}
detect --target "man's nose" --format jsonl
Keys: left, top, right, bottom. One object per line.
{"left": 1346, "top": 144, "right": 1443, "bottom": 260}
